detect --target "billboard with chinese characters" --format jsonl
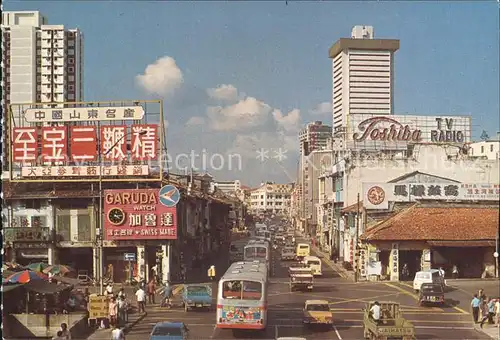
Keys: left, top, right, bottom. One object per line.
{"left": 363, "top": 182, "right": 500, "bottom": 210}
{"left": 7, "top": 100, "right": 165, "bottom": 182}
{"left": 347, "top": 115, "right": 472, "bottom": 151}
{"left": 103, "top": 189, "right": 177, "bottom": 240}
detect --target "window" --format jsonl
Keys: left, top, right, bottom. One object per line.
{"left": 68, "top": 66, "right": 74, "bottom": 72}
{"left": 222, "top": 280, "right": 262, "bottom": 300}
{"left": 68, "top": 84, "right": 74, "bottom": 91}
{"left": 69, "top": 75, "right": 75, "bottom": 81}
{"left": 56, "top": 214, "right": 71, "bottom": 241}
{"left": 306, "top": 304, "right": 330, "bottom": 312}
{"left": 151, "top": 327, "right": 183, "bottom": 337}
{"left": 491, "top": 145, "right": 494, "bottom": 152}
{"left": 481, "top": 146, "right": 484, "bottom": 153}
{"left": 68, "top": 57, "right": 75, "bottom": 64}
{"left": 77, "top": 214, "right": 91, "bottom": 241}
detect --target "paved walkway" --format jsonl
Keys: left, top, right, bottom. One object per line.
{"left": 473, "top": 323, "right": 500, "bottom": 339}
{"left": 86, "top": 310, "right": 146, "bottom": 340}
{"left": 311, "top": 244, "right": 355, "bottom": 281}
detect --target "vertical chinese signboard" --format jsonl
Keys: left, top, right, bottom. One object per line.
{"left": 103, "top": 189, "right": 177, "bottom": 240}
{"left": 8, "top": 101, "right": 164, "bottom": 181}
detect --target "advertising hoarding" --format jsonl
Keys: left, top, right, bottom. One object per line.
{"left": 24, "top": 106, "right": 145, "bottom": 122}
{"left": 363, "top": 182, "right": 500, "bottom": 210}
{"left": 103, "top": 189, "right": 177, "bottom": 240}
{"left": 347, "top": 114, "right": 472, "bottom": 150}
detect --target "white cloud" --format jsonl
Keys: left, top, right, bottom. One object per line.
{"left": 206, "top": 84, "right": 239, "bottom": 102}
{"left": 272, "top": 108, "right": 301, "bottom": 133}
{"left": 136, "top": 56, "right": 184, "bottom": 96}
{"left": 207, "top": 96, "right": 272, "bottom": 132}
{"left": 310, "top": 101, "right": 331, "bottom": 115}
{"left": 186, "top": 116, "right": 205, "bottom": 126}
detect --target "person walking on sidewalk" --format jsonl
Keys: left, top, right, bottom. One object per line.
{"left": 110, "top": 324, "right": 125, "bottom": 340}
{"left": 117, "top": 295, "right": 128, "bottom": 326}
{"left": 135, "top": 286, "right": 146, "bottom": 313}
{"left": 471, "top": 294, "right": 481, "bottom": 323}
{"left": 479, "top": 296, "right": 490, "bottom": 328}
{"left": 161, "top": 281, "right": 173, "bottom": 308}
{"left": 108, "top": 297, "right": 118, "bottom": 328}
{"left": 147, "top": 278, "right": 156, "bottom": 304}
{"left": 208, "top": 265, "right": 216, "bottom": 281}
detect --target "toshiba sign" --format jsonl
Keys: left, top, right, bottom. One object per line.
{"left": 349, "top": 114, "right": 471, "bottom": 150}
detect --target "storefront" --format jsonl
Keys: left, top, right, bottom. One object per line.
{"left": 57, "top": 247, "right": 93, "bottom": 275}
{"left": 361, "top": 203, "right": 499, "bottom": 280}
{"left": 13, "top": 242, "right": 50, "bottom": 266}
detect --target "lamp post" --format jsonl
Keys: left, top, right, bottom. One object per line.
{"left": 98, "top": 129, "right": 147, "bottom": 295}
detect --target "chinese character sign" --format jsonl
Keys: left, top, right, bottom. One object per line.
{"left": 70, "top": 126, "right": 98, "bottom": 162}
{"left": 103, "top": 189, "right": 177, "bottom": 240}
{"left": 131, "top": 124, "right": 158, "bottom": 160}
{"left": 41, "top": 126, "right": 68, "bottom": 164}
{"left": 101, "top": 125, "right": 127, "bottom": 161}
{"left": 13, "top": 128, "right": 38, "bottom": 163}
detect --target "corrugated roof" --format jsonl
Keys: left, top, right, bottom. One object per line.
{"left": 361, "top": 205, "right": 499, "bottom": 241}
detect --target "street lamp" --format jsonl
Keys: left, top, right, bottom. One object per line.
{"left": 98, "top": 130, "right": 147, "bottom": 295}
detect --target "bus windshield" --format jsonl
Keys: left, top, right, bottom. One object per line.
{"left": 245, "top": 247, "right": 267, "bottom": 259}
{"left": 222, "top": 280, "right": 262, "bottom": 300}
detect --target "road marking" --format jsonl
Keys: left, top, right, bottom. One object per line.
{"left": 274, "top": 325, "right": 278, "bottom": 339}
{"left": 333, "top": 325, "right": 343, "bottom": 339}
{"left": 209, "top": 325, "right": 217, "bottom": 339}
{"left": 385, "top": 282, "right": 418, "bottom": 300}
{"left": 452, "top": 306, "right": 470, "bottom": 315}
{"left": 342, "top": 318, "right": 473, "bottom": 324}
{"left": 328, "top": 292, "right": 401, "bottom": 305}
{"left": 399, "top": 281, "right": 414, "bottom": 289}
{"left": 333, "top": 324, "right": 474, "bottom": 330}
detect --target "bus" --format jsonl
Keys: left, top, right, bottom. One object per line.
{"left": 216, "top": 261, "right": 269, "bottom": 330}
{"left": 244, "top": 240, "right": 271, "bottom": 276}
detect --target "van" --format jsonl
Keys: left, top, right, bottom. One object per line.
{"left": 296, "top": 243, "right": 310, "bottom": 258}
{"left": 229, "top": 242, "right": 243, "bottom": 261}
{"left": 303, "top": 256, "right": 322, "bottom": 276}
{"left": 413, "top": 269, "right": 445, "bottom": 292}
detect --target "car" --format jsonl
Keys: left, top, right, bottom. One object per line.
{"left": 149, "top": 322, "right": 189, "bottom": 340}
{"left": 418, "top": 283, "right": 445, "bottom": 306}
{"left": 302, "top": 300, "right": 332, "bottom": 327}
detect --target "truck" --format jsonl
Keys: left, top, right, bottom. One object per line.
{"left": 281, "top": 246, "right": 296, "bottom": 261}
{"left": 289, "top": 265, "right": 313, "bottom": 292}
{"left": 363, "top": 301, "right": 416, "bottom": 340}
{"left": 182, "top": 284, "right": 212, "bottom": 312}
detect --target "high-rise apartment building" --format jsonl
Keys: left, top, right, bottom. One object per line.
{"left": 329, "top": 25, "right": 399, "bottom": 133}
{"left": 1, "top": 11, "right": 84, "bottom": 170}
{"left": 299, "top": 121, "right": 332, "bottom": 155}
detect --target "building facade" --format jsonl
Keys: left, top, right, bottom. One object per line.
{"left": 469, "top": 132, "right": 500, "bottom": 160}
{"left": 329, "top": 25, "right": 399, "bottom": 132}
{"left": 248, "top": 182, "right": 293, "bottom": 216}
{"left": 299, "top": 121, "right": 332, "bottom": 155}
{"left": 214, "top": 179, "right": 242, "bottom": 194}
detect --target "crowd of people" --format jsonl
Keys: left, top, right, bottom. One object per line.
{"left": 470, "top": 288, "right": 500, "bottom": 328}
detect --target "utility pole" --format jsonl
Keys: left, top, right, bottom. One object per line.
{"left": 354, "top": 193, "right": 360, "bottom": 283}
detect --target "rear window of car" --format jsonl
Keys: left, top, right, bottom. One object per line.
{"left": 416, "top": 273, "right": 431, "bottom": 280}
{"left": 421, "top": 285, "right": 443, "bottom": 293}
{"left": 152, "top": 326, "right": 183, "bottom": 336}
{"left": 299, "top": 245, "right": 309, "bottom": 249}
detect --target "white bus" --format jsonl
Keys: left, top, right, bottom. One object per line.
{"left": 244, "top": 240, "right": 271, "bottom": 272}
{"left": 216, "top": 261, "right": 269, "bottom": 330}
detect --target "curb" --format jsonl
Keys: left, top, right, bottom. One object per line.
{"left": 311, "top": 245, "right": 354, "bottom": 281}
{"left": 473, "top": 324, "right": 500, "bottom": 340}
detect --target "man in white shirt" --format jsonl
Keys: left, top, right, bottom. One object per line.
{"left": 110, "top": 325, "right": 125, "bottom": 340}
{"left": 370, "top": 301, "right": 381, "bottom": 324}
{"left": 135, "top": 287, "right": 146, "bottom": 313}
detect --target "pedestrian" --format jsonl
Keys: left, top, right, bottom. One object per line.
{"left": 369, "top": 301, "right": 381, "bottom": 325}
{"left": 487, "top": 297, "right": 496, "bottom": 324}
{"left": 106, "top": 284, "right": 113, "bottom": 297}
{"left": 117, "top": 295, "right": 128, "bottom": 326}
{"left": 471, "top": 294, "right": 481, "bottom": 323}
{"left": 108, "top": 297, "right": 118, "bottom": 328}
{"left": 59, "top": 323, "right": 71, "bottom": 340}
{"left": 480, "top": 296, "right": 490, "bottom": 328}
{"left": 451, "top": 265, "right": 459, "bottom": 279}
{"left": 161, "top": 281, "right": 173, "bottom": 308}
{"left": 135, "top": 286, "right": 146, "bottom": 313}
{"left": 110, "top": 324, "right": 125, "bottom": 340}
{"left": 438, "top": 267, "right": 445, "bottom": 278}
{"left": 208, "top": 265, "right": 216, "bottom": 281}
{"left": 495, "top": 298, "right": 500, "bottom": 326}
{"left": 117, "top": 287, "right": 125, "bottom": 300}
{"left": 147, "top": 278, "right": 156, "bottom": 304}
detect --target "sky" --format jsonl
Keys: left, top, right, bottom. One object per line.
{"left": 5, "top": 1, "right": 499, "bottom": 187}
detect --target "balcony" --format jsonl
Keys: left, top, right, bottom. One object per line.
{"left": 4, "top": 227, "right": 51, "bottom": 242}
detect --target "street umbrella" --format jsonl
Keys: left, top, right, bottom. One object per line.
{"left": 5, "top": 270, "right": 48, "bottom": 284}
{"left": 2, "top": 269, "right": 15, "bottom": 278}
{"left": 26, "top": 262, "right": 49, "bottom": 272}
{"left": 4, "top": 262, "right": 24, "bottom": 270}
{"left": 43, "top": 264, "right": 74, "bottom": 276}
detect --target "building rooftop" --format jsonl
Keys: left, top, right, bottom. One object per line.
{"left": 328, "top": 38, "right": 400, "bottom": 58}
{"left": 361, "top": 204, "right": 499, "bottom": 243}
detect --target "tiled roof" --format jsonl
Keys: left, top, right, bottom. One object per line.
{"left": 342, "top": 201, "right": 363, "bottom": 213}
{"left": 361, "top": 205, "right": 499, "bottom": 241}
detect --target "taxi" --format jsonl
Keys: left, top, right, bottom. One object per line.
{"left": 302, "top": 300, "right": 332, "bottom": 327}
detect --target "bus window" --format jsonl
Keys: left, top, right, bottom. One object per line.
{"left": 307, "top": 260, "right": 320, "bottom": 266}
{"left": 230, "top": 245, "right": 238, "bottom": 252}
{"left": 242, "top": 281, "right": 262, "bottom": 300}
{"left": 299, "top": 245, "right": 308, "bottom": 249}
{"left": 222, "top": 281, "right": 242, "bottom": 299}
{"left": 255, "top": 248, "right": 267, "bottom": 258}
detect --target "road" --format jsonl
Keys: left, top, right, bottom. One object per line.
{"left": 125, "top": 239, "right": 489, "bottom": 340}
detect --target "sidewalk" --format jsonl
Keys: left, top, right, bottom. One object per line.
{"left": 473, "top": 323, "right": 500, "bottom": 339}
{"left": 311, "top": 244, "right": 355, "bottom": 281}
{"left": 86, "top": 310, "right": 147, "bottom": 340}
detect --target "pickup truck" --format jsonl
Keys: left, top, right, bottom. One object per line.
{"left": 182, "top": 284, "right": 212, "bottom": 312}
{"left": 363, "top": 301, "right": 415, "bottom": 340}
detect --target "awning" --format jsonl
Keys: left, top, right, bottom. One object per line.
{"left": 427, "top": 240, "right": 495, "bottom": 247}
{"left": 52, "top": 275, "right": 82, "bottom": 286}
{"left": 24, "top": 280, "right": 73, "bottom": 294}
{"left": 2, "top": 284, "right": 23, "bottom": 293}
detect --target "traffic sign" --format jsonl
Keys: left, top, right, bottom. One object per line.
{"left": 159, "top": 185, "right": 181, "bottom": 207}
{"left": 124, "top": 253, "right": 136, "bottom": 261}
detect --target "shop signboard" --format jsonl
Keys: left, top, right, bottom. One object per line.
{"left": 88, "top": 295, "right": 109, "bottom": 319}
{"left": 348, "top": 114, "right": 472, "bottom": 150}
{"left": 363, "top": 182, "right": 500, "bottom": 210}
{"left": 104, "top": 189, "right": 178, "bottom": 240}
{"left": 8, "top": 100, "right": 164, "bottom": 182}
{"left": 4, "top": 227, "right": 51, "bottom": 242}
